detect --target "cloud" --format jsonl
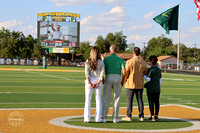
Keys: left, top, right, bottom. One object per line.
{"left": 50, "top": 0, "right": 129, "bottom": 6}
{"left": 159, "top": 3, "right": 173, "bottom": 9}
{"left": 0, "top": 20, "right": 22, "bottom": 29}
{"left": 180, "top": 33, "right": 190, "bottom": 38}
{"left": 144, "top": 11, "right": 155, "bottom": 19}
{"left": 0, "top": 20, "right": 36, "bottom": 37}
{"left": 20, "top": 25, "right": 36, "bottom": 36}
{"left": 81, "top": 26, "right": 104, "bottom": 33}
{"left": 188, "top": 11, "right": 195, "bottom": 15}
{"left": 189, "top": 26, "right": 200, "bottom": 33}
{"left": 51, "top": 0, "right": 88, "bottom": 6}
{"left": 28, "top": 25, "right": 33, "bottom": 30}
{"left": 27, "top": 16, "right": 30, "bottom": 22}
{"left": 101, "top": 0, "right": 129, "bottom": 5}
{"left": 87, "top": 36, "right": 97, "bottom": 44}
{"left": 81, "top": 6, "right": 128, "bottom": 33}
{"left": 128, "top": 34, "right": 151, "bottom": 41}
{"left": 110, "top": 6, "right": 125, "bottom": 13}
{"left": 129, "top": 24, "right": 153, "bottom": 31}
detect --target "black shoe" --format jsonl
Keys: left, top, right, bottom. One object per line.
{"left": 148, "top": 116, "right": 152, "bottom": 120}
{"left": 148, "top": 116, "right": 155, "bottom": 121}
{"left": 155, "top": 115, "right": 158, "bottom": 120}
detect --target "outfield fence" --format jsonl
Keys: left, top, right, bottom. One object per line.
{"left": 159, "top": 63, "right": 200, "bottom": 71}
{"left": 0, "top": 58, "right": 85, "bottom": 67}
{"left": 1, "top": 58, "right": 200, "bottom": 71}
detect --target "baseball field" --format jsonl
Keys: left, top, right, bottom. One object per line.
{"left": 0, "top": 65, "right": 200, "bottom": 133}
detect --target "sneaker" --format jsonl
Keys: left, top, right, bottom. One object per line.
{"left": 100, "top": 118, "right": 107, "bottom": 123}
{"left": 139, "top": 116, "right": 144, "bottom": 121}
{"left": 113, "top": 119, "right": 119, "bottom": 123}
{"left": 122, "top": 116, "right": 131, "bottom": 121}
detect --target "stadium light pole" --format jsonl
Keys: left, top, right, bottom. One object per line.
{"left": 177, "top": 2, "right": 181, "bottom": 70}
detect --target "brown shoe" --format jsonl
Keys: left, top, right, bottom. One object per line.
{"left": 122, "top": 116, "right": 131, "bottom": 121}
{"left": 152, "top": 116, "right": 155, "bottom": 121}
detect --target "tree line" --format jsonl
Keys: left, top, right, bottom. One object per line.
{"left": 0, "top": 28, "right": 41, "bottom": 59}
{"left": 0, "top": 28, "right": 199, "bottom": 63}
{"left": 143, "top": 34, "right": 200, "bottom": 63}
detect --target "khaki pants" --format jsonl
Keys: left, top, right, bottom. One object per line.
{"left": 101, "top": 74, "right": 122, "bottom": 120}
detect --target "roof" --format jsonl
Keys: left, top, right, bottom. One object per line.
{"left": 102, "top": 53, "right": 133, "bottom": 60}
{"left": 76, "top": 53, "right": 83, "bottom": 57}
{"left": 158, "top": 55, "right": 183, "bottom": 62}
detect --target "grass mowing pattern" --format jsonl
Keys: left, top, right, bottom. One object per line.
{"left": 64, "top": 116, "right": 193, "bottom": 130}
{"left": 0, "top": 66, "right": 200, "bottom": 108}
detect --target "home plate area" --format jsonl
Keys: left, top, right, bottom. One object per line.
{"left": 0, "top": 104, "right": 200, "bottom": 133}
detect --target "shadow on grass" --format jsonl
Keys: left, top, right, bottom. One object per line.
{"left": 185, "top": 118, "right": 200, "bottom": 121}
{"left": 65, "top": 117, "right": 191, "bottom": 123}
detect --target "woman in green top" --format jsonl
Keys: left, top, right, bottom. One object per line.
{"left": 144, "top": 55, "right": 162, "bottom": 121}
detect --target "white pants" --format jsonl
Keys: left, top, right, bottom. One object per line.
{"left": 84, "top": 77, "right": 102, "bottom": 122}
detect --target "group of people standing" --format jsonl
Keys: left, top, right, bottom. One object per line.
{"left": 84, "top": 45, "right": 162, "bottom": 123}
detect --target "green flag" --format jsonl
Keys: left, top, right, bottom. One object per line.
{"left": 153, "top": 5, "right": 179, "bottom": 34}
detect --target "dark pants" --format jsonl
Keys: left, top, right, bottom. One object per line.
{"left": 147, "top": 92, "right": 160, "bottom": 116}
{"left": 126, "top": 89, "right": 144, "bottom": 118}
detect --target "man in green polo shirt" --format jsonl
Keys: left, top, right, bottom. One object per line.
{"left": 101, "top": 45, "right": 126, "bottom": 123}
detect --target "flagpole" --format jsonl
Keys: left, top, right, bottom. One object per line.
{"left": 177, "top": 2, "right": 181, "bottom": 70}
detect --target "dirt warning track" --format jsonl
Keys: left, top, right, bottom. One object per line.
{"left": 0, "top": 105, "right": 200, "bottom": 133}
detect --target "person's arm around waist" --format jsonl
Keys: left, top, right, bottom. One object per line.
{"left": 144, "top": 75, "right": 151, "bottom": 82}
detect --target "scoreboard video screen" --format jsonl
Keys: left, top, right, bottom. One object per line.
{"left": 37, "top": 12, "right": 80, "bottom": 48}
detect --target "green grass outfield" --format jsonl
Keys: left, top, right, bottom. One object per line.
{"left": 0, "top": 65, "right": 200, "bottom": 109}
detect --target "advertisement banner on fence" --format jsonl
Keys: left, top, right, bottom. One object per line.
{"left": 6, "top": 59, "right": 11, "bottom": 65}
{"left": 13, "top": 59, "right": 19, "bottom": 65}
{"left": 20, "top": 59, "right": 25, "bottom": 65}
{"left": 0, "top": 58, "right": 4, "bottom": 64}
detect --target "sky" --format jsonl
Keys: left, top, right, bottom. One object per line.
{"left": 0, "top": 0, "right": 199, "bottom": 49}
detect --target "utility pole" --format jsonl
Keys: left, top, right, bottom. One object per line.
{"left": 142, "top": 42, "right": 146, "bottom": 60}
{"left": 194, "top": 43, "right": 196, "bottom": 59}
{"left": 194, "top": 43, "right": 197, "bottom": 63}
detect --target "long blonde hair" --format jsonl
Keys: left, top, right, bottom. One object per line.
{"left": 87, "top": 47, "right": 101, "bottom": 71}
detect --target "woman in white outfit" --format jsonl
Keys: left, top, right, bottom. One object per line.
{"left": 84, "top": 47, "right": 104, "bottom": 123}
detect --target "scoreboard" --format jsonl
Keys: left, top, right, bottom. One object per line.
{"left": 37, "top": 12, "right": 80, "bottom": 53}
